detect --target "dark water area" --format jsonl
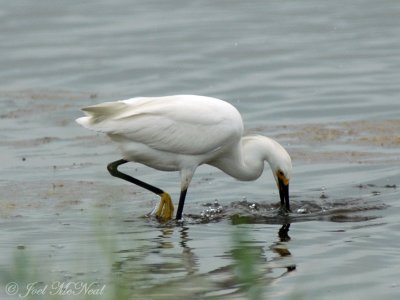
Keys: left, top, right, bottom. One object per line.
{"left": 1, "top": 1, "right": 400, "bottom": 299}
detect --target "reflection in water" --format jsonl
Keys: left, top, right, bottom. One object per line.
{"left": 178, "top": 226, "right": 198, "bottom": 275}
{"left": 145, "top": 225, "right": 199, "bottom": 278}
{"left": 113, "top": 221, "right": 297, "bottom": 298}
{"left": 278, "top": 223, "right": 291, "bottom": 242}
{"left": 273, "top": 224, "right": 296, "bottom": 273}
{"left": 206, "top": 223, "right": 297, "bottom": 298}
{"left": 113, "top": 224, "right": 199, "bottom": 282}
{"left": 112, "top": 183, "right": 389, "bottom": 298}
{"left": 156, "top": 227, "right": 174, "bottom": 249}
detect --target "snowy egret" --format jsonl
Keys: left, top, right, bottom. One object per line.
{"left": 76, "top": 95, "right": 292, "bottom": 221}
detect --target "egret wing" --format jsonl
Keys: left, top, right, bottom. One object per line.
{"left": 77, "top": 95, "right": 243, "bottom": 155}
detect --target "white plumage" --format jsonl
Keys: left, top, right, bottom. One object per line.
{"left": 76, "top": 95, "right": 292, "bottom": 220}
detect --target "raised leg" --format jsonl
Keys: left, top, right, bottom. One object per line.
{"left": 107, "top": 159, "right": 174, "bottom": 221}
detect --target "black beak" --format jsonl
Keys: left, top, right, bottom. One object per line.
{"left": 279, "top": 179, "right": 290, "bottom": 212}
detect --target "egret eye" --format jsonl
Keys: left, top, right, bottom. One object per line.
{"left": 278, "top": 170, "right": 284, "bottom": 177}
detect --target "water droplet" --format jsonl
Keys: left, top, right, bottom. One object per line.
{"left": 249, "top": 203, "right": 258, "bottom": 210}
{"left": 297, "top": 208, "right": 307, "bottom": 214}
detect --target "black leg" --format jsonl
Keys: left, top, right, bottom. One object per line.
{"left": 107, "top": 159, "right": 163, "bottom": 195}
{"left": 107, "top": 159, "right": 174, "bottom": 221}
{"left": 175, "top": 188, "right": 188, "bottom": 220}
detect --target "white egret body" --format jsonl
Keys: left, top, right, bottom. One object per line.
{"left": 76, "top": 95, "right": 292, "bottom": 220}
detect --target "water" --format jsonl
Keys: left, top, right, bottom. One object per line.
{"left": 1, "top": 0, "right": 400, "bottom": 299}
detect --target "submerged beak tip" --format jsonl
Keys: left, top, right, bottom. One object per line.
{"left": 278, "top": 179, "right": 290, "bottom": 212}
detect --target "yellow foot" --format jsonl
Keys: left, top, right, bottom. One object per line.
{"left": 155, "top": 192, "right": 174, "bottom": 221}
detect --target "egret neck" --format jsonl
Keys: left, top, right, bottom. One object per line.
{"left": 210, "top": 135, "right": 291, "bottom": 210}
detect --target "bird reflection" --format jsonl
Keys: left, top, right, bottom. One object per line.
{"left": 112, "top": 219, "right": 296, "bottom": 297}
{"left": 151, "top": 225, "right": 199, "bottom": 276}
{"left": 178, "top": 226, "right": 198, "bottom": 275}
{"left": 271, "top": 223, "right": 296, "bottom": 272}
{"left": 278, "top": 223, "right": 291, "bottom": 242}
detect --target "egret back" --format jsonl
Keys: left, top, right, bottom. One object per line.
{"left": 76, "top": 95, "right": 244, "bottom": 156}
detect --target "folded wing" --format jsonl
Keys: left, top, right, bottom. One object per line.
{"left": 76, "top": 95, "right": 243, "bottom": 155}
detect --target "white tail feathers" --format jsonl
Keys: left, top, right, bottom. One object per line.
{"left": 75, "top": 101, "right": 127, "bottom": 130}
{"left": 82, "top": 101, "right": 126, "bottom": 121}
